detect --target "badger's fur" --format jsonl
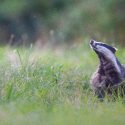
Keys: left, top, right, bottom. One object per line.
{"left": 90, "top": 40, "right": 125, "bottom": 99}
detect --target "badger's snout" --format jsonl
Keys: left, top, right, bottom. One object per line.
{"left": 90, "top": 39, "right": 97, "bottom": 50}
{"left": 90, "top": 39, "right": 95, "bottom": 45}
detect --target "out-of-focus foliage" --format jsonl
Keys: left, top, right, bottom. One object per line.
{"left": 0, "top": 0, "right": 125, "bottom": 45}
{"left": 56, "top": 0, "right": 125, "bottom": 43}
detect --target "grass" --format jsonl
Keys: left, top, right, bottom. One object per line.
{"left": 0, "top": 41, "right": 124, "bottom": 125}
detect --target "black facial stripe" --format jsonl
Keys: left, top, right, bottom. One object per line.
{"left": 100, "top": 43, "right": 116, "bottom": 53}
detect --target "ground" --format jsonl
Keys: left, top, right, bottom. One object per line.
{"left": 0, "top": 40, "right": 124, "bottom": 125}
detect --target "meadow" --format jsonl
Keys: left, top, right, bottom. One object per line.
{"left": 0, "top": 40, "right": 125, "bottom": 125}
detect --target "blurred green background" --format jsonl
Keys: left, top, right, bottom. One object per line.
{"left": 0, "top": 0, "right": 125, "bottom": 46}
{"left": 0, "top": 1, "right": 125, "bottom": 124}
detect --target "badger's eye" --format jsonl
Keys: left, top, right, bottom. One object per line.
{"left": 94, "top": 43, "right": 98, "bottom": 48}
{"left": 100, "top": 43, "right": 104, "bottom": 46}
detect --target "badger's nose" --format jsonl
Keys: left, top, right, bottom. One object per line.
{"left": 90, "top": 39, "right": 95, "bottom": 45}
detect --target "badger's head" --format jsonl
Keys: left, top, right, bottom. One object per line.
{"left": 90, "top": 39, "right": 117, "bottom": 60}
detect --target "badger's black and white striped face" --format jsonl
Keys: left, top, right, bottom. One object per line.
{"left": 90, "top": 40, "right": 121, "bottom": 74}
{"left": 90, "top": 40, "right": 118, "bottom": 60}
{"left": 90, "top": 40, "right": 117, "bottom": 54}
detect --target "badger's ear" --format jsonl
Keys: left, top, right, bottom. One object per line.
{"left": 114, "top": 47, "right": 118, "bottom": 51}
{"left": 113, "top": 47, "right": 118, "bottom": 53}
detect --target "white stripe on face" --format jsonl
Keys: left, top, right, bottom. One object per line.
{"left": 97, "top": 45, "right": 121, "bottom": 74}
{"left": 90, "top": 40, "right": 117, "bottom": 53}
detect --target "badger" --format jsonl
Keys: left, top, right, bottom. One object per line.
{"left": 90, "top": 40, "right": 125, "bottom": 99}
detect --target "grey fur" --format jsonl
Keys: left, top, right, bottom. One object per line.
{"left": 90, "top": 40, "right": 125, "bottom": 99}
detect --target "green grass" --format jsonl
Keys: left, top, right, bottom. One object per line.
{"left": 0, "top": 41, "right": 124, "bottom": 125}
